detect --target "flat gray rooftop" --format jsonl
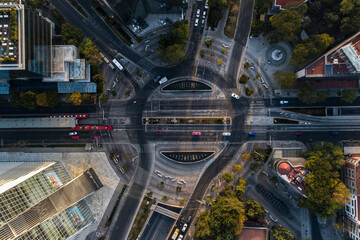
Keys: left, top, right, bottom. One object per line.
{"left": 0, "top": 117, "right": 77, "bottom": 128}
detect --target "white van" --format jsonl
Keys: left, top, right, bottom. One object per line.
{"left": 159, "top": 77, "right": 168, "bottom": 84}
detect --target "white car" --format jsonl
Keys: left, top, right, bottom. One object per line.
{"left": 231, "top": 93, "right": 240, "bottom": 99}
{"left": 202, "top": 11, "right": 206, "bottom": 18}
{"left": 69, "top": 131, "right": 77, "bottom": 136}
{"left": 205, "top": 3, "right": 209, "bottom": 9}
{"left": 222, "top": 132, "right": 231, "bottom": 136}
{"left": 269, "top": 215, "right": 278, "bottom": 222}
{"left": 177, "top": 235, "right": 183, "bottom": 240}
{"left": 194, "top": 18, "right": 199, "bottom": 26}
{"left": 280, "top": 100, "right": 288, "bottom": 104}
{"left": 196, "top": 9, "right": 200, "bottom": 17}
{"left": 182, "top": 223, "right": 188, "bottom": 232}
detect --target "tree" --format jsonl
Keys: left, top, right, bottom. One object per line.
{"left": 233, "top": 164, "right": 243, "bottom": 173}
{"left": 176, "top": 186, "right": 182, "bottom": 192}
{"left": 66, "top": 91, "right": 82, "bottom": 105}
{"left": 284, "top": 1, "right": 308, "bottom": 15}
{"left": 251, "top": 147, "right": 271, "bottom": 162}
{"left": 180, "top": 199, "right": 185, "bottom": 206}
{"left": 194, "top": 188, "right": 246, "bottom": 240}
{"left": 241, "top": 153, "right": 251, "bottom": 161}
{"left": 61, "top": 23, "right": 83, "bottom": 46}
{"left": 163, "top": 43, "right": 186, "bottom": 62}
{"left": 297, "top": 84, "right": 318, "bottom": 105}
{"left": 99, "top": 93, "right": 108, "bottom": 103}
{"left": 274, "top": 71, "right": 297, "bottom": 89}
{"left": 16, "top": 91, "right": 37, "bottom": 110}
{"left": 251, "top": 19, "right": 265, "bottom": 37}
{"left": 341, "top": 89, "right": 358, "bottom": 103}
{"left": 46, "top": 91, "right": 59, "bottom": 107}
{"left": 236, "top": 179, "right": 247, "bottom": 196}
{"left": 245, "top": 87, "right": 254, "bottom": 96}
{"left": 239, "top": 74, "right": 250, "bottom": 84}
{"left": 303, "top": 143, "right": 350, "bottom": 218}
{"left": 204, "top": 39, "right": 213, "bottom": 48}
{"left": 84, "top": 45, "right": 103, "bottom": 66}
{"left": 162, "top": 196, "right": 169, "bottom": 202}
{"left": 272, "top": 226, "right": 296, "bottom": 240}
{"left": 222, "top": 172, "right": 234, "bottom": 183}
{"left": 36, "top": 92, "right": 48, "bottom": 107}
{"left": 268, "top": 10, "right": 302, "bottom": 43}
{"left": 244, "top": 62, "right": 251, "bottom": 70}
{"left": 93, "top": 74, "right": 104, "bottom": 93}
{"left": 156, "top": 182, "right": 165, "bottom": 190}
{"left": 250, "top": 162, "right": 262, "bottom": 171}
{"left": 245, "top": 199, "right": 266, "bottom": 221}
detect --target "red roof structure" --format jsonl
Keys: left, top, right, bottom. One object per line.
{"left": 273, "top": 0, "right": 304, "bottom": 9}
{"left": 278, "top": 162, "right": 291, "bottom": 175}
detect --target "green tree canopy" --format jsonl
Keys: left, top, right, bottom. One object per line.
{"left": 194, "top": 188, "right": 246, "bottom": 240}
{"left": 222, "top": 172, "right": 234, "bottom": 183}
{"left": 61, "top": 23, "right": 83, "bottom": 46}
{"left": 297, "top": 84, "right": 318, "bottom": 105}
{"left": 272, "top": 226, "right": 296, "bottom": 240}
{"left": 274, "top": 71, "right": 297, "bottom": 89}
{"left": 245, "top": 199, "right": 266, "bottom": 221}
{"left": 239, "top": 74, "right": 250, "bottom": 84}
{"left": 268, "top": 10, "right": 302, "bottom": 43}
{"left": 303, "top": 143, "right": 350, "bottom": 219}
{"left": 236, "top": 179, "right": 247, "bottom": 196}
{"left": 251, "top": 19, "right": 265, "bottom": 37}
{"left": 158, "top": 21, "right": 189, "bottom": 63}
{"left": 36, "top": 92, "right": 48, "bottom": 107}
{"left": 341, "top": 89, "right": 358, "bottom": 103}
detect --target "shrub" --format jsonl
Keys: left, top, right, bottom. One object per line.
{"left": 204, "top": 39, "right": 213, "bottom": 48}
{"left": 245, "top": 87, "right": 254, "bottom": 96}
{"left": 239, "top": 74, "right": 250, "bottom": 84}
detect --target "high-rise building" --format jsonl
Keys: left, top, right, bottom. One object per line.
{"left": 0, "top": 161, "right": 102, "bottom": 240}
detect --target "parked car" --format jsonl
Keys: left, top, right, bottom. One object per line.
{"left": 280, "top": 100, "right": 289, "bottom": 104}
{"left": 248, "top": 132, "right": 256, "bottom": 136}
{"left": 196, "top": 9, "right": 200, "bottom": 17}
{"left": 69, "top": 131, "right": 77, "bottom": 136}
{"left": 205, "top": 2, "right": 208, "bottom": 9}
{"left": 269, "top": 215, "right": 278, "bottom": 222}
{"left": 71, "top": 135, "right": 79, "bottom": 139}
{"left": 192, "top": 132, "right": 201, "bottom": 136}
{"left": 194, "top": 18, "right": 199, "bottom": 26}
{"left": 231, "top": 93, "right": 240, "bottom": 99}
{"left": 155, "top": 131, "right": 164, "bottom": 135}
{"left": 182, "top": 223, "right": 188, "bottom": 232}
{"left": 154, "top": 75, "right": 161, "bottom": 82}
{"left": 202, "top": 11, "right": 206, "bottom": 18}
{"left": 201, "top": 19, "right": 205, "bottom": 28}
{"left": 177, "top": 235, "right": 183, "bottom": 240}
{"left": 222, "top": 132, "right": 231, "bottom": 136}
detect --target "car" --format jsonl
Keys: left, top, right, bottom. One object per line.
{"left": 177, "top": 235, "right": 183, "bottom": 240}
{"left": 179, "top": 218, "right": 185, "bottom": 228}
{"left": 260, "top": 77, "right": 264, "bottom": 83}
{"left": 248, "top": 132, "right": 256, "bottom": 136}
{"left": 231, "top": 93, "right": 240, "bottom": 99}
{"left": 295, "top": 131, "right": 303, "bottom": 136}
{"left": 71, "top": 135, "right": 79, "bottom": 139}
{"left": 69, "top": 131, "right": 77, "bottom": 136}
{"left": 330, "top": 131, "right": 339, "bottom": 135}
{"left": 192, "top": 132, "right": 201, "bottom": 136}
{"left": 202, "top": 11, "right": 206, "bottom": 18}
{"left": 194, "top": 18, "right": 199, "bottom": 26}
{"left": 160, "top": 19, "right": 166, "bottom": 25}
{"left": 94, "top": 136, "right": 101, "bottom": 139}
{"left": 154, "top": 75, "right": 161, "bottom": 82}
{"left": 196, "top": 9, "right": 200, "bottom": 17}
{"left": 172, "top": 229, "right": 180, "bottom": 240}
{"left": 222, "top": 132, "right": 231, "bottom": 136}
{"left": 280, "top": 100, "right": 289, "bottom": 104}
{"left": 201, "top": 19, "right": 205, "bottom": 28}
{"left": 155, "top": 131, "right": 164, "bottom": 135}
{"left": 262, "top": 83, "right": 268, "bottom": 89}
{"left": 205, "top": 1, "right": 209, "bottom": 9}
{"left": 182, "top": 223, "right": 188, "bottom": 232}
{"left": 187, "top": 216, "right": 192, "bottom": 223}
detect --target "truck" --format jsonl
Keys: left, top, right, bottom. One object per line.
{"left": 172, "top": 228, "right": 179, "bottom": 240}
{"left": 159, "top": 77, "right": 168, "bottom": 84}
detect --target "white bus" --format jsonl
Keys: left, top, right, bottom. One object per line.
{"left": 112, "top": 59, "right": 124, "bottom": 70}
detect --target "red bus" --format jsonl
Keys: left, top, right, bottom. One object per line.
{"left": 73, "top": 125, "right": 113, "bottom": 131}
{"left": 46, "top": 114, "right": 89, "bottom": 119}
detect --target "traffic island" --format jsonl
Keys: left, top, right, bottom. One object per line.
{"left": 162, "top": 80, "right": 212, "bottom": 91}
{"left": 143, "top": 117, "right": 231, "bottom": 125}
{"left": 161, "top": 151, "right": 215, "bottom": 163}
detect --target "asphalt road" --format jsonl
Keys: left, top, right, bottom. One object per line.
{"left": 227, "top": 0, "right": 255, "bottom": 83}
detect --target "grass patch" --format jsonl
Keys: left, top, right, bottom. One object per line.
{"left": 283, "top": 108, "right": 326, "bottom": 116}
{"left": 273, "top": 118, "right": 299, "bottom": 124}
{"left": 224, "top": 0, "right": 240, "bottom": 38}
{"left": 105, "top": 185, "right": 127, "bottom": 227}
{"left": 127, "top": 196, "right": 155, "bottom": 240}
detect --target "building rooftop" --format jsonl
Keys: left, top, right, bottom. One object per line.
{"left": 0, "top": 117, "right": 77, "bottom": 128}
{"left": 238, "top": 227, "right": 267, "bottom": 240}
{"left": 57, "top": 82, "right": 97, "bottom": 93}
{"left": 273, "top": 0, "right": 304, "bottom": 10}
{"left": 0, "top": 4, "right": 23, "bottom": 70}
{"left": 278, "top": 162, "right": 291, "bottom": 175}
{"left": 298, "top": 31, "right": 360, "bottom": 79}
{"left": 70, "top": 59, "right": 86, "bottom": 80}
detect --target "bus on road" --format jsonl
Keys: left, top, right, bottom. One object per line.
{"left": 112, "top": 59, "right": 124, "bottom": 71}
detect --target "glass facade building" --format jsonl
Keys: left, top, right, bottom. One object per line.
{"left": 0, "top": 162, "right": 98, "bottom": 240}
